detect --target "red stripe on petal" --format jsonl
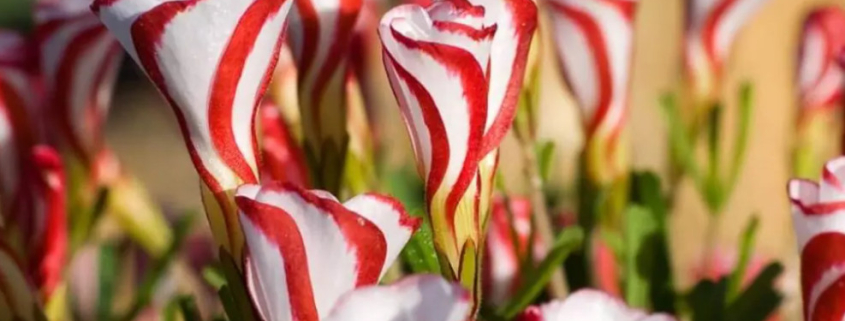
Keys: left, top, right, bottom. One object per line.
{"left": 237, "top": 197, "right": 320, "bottom": 321}
{"left": 260, "top": 102, "right": 309, "bottom": 186}
{"left": 51, "top": 26, "right": 108, "bottom": 168}
{"left": 130, "top": 0, "right": 241, "bottom": 244}
{"left": 209, "top": 0, "right": 290, "bottom": 186}
{"left": 84, "top": 42, "right": 122, "bottom": 165}
{"left": 359, "top": 193, "right": 422, "bottom": 230}
{"left": 274, "top": 183, "right": 387, "bottom": 286}
{"left": 31, "top": 146, "right": 66, "bottom": 300}
{"left": 445, "top": 0, "right": 486, "bottom": 17}
{"left": 307, "top": 0, "right": 362, "bottom": 137}
{"left": 479, "top": 0, "right": 536, "bottom": 156}
{"left": 809, "top": 272, "right": 845, "bottom": 321}
{"left": 801, "top": 233, "right": 845, "bottom": 319}
{"left": 823, "top": 164, "right": 845, "bottom": 192}
{"left": 791, "top": 199, "right": 845, "bottom": 216}
{"left": 550, "top": 2, "right": 613, "bottom": 135}
{"left": 389, "top": 29, "right": 488, "bottom": 234}
{"left": 383, "top": 53, "right": 449, "bottom": 220}
{"left": 432, "top": 21, "right": 496, "bottom": 41}
{"left": 701, "top": 0, "right": 739, "bottom": 70}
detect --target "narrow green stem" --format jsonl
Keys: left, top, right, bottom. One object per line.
{"left": 520, "top": 141, "right": 568, "bottom": 298}
{"left": 701, "top": 209, "right": 721, "bottom": 274}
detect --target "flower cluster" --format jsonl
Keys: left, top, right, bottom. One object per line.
{"left": 5, "top": 0, "right": 842, "bottom": 319}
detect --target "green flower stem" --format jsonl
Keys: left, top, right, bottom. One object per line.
{"left": 520, "top": 139, "right": 568, "bottom": 299}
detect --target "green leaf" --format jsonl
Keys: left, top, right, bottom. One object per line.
{"left": 71, "top": 187, "right": 110, "bottom": 252}
{"left": 725, "top": 262, "right": 782, "bottom": 321}
{"left": 726, "top": 83, "right": 754, "bottom": 198}
{"left": 704, "top": 104, "right": 725, "bottom": 213}
{"left": 624, "top": 206, "right": 659, "bottom": 309}
{"left": 218, "top": 285, "right": 239, "bottom": 321}
{"left": 687, "top": 278, "right": 727, "bottom": 321}
{"left": 219, "top": 249, "right": 258, "bottom": 321}
{"left": 178, "top": 296, "right": 203, "bottom": 321}
{"left": 535, "top": 140, "right": 556, "bottom": 183}
{"left": 164, "top": 298, "right": 180, "bottom": 321}
{"left": 726, "top": 215, "right": 759, "bottom": 304}
{"left": 629, "top": 172, "right": 676, "bottom": 314}
{"left": 202, "top": 265, "right": 227, "bottom": 290}
{"left": 661, "top": 93, "right": 702, "bottom": 188}
{"left": 386, "top": 167, "right": 439, "bottom": 274}
{"left": 400, "top": 219, "right": 440, "bottom": 274}
{"left": 384, "top": 166, "right": 425, "bottom": 211}
{"left": 498, "top": 227, "right": 584, "bottom": 319}
{"left": 97, "top": 242, "right": 119, "bottom": 321}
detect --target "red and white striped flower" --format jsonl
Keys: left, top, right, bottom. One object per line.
{"left": 235, "top": 183, "right": 470, "bottom": 320}
{"left": 793, "top": 8, "right": 845, "bottom": 179}
{"left": 378, "top": 0, "right": 494, "bottom": 288}
{"left": 468, "top": 0, "right": 537, "bottom": 222}
{"left": 788, "top": 156, "right": 845, "bottom": 320}
{"left": 797, "top": 7, "right": 845, "bottom": 112}
{"left": 379, "top": 0, "right": 536, "bottom": 304}
{"left": 517, "top": 290, "right": 676, "bottom": 321}
{"left": 0, "top": 31, "right": 40, "bottom": 224}
{"left": 547, "top": 0, "right": 636, "bottom": 185}
{"left": 92, "top": 0, "right": 295, "bottom": 259}
{"left": 0, "top": 31, "right": 40, "bottom": 118}
{"left": 685, "top": 0, "right": 770, "bottom": 107}
{"left": 0, "top": 32, "right": 68, "bottom": 303}
{"left": 259, "top": 101, "right": 309, "bottom": 187}
{"left": 34, "top": 0, "right": 123, "bottom": 169}
{"left": 483, "top": 196, "right": 543, "bottom": 304}
{"left": 288, "top": 0, "right": 363, "bottom": 191}
{"left": 29, "top": 146, "right": 67, "bottom": 301}
{"left": 467, "top": 0, "right": 537, "bottom": 159}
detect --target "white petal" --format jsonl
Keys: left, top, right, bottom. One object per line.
{"left": 534, "top": 290, "right": 675, "bottom": 321}
{"left": 236, "top": 183, "right": 391, "bottom": 319}
{"left": 325, "top": 275, "right": 470, "bottom": 321}
{"left": 344, "top": 194, "right": 420, "bottom": 278}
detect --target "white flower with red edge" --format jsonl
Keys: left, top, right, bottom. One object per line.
{"left": 92, "top": 0, "right": 295, "bottom": 259}
{"left": 685, "top": 0, "right": 770, "bottom": 106}
{"left": 288, "top": 0, "right": 363, "bottom": 191}
{"left": 0, "top": 32, "right": 68, "bottom": 303}
{"left": 797, "top": 7, "right": 845, "bottom": 113}
{"left": 35, "top": 0, "right": 123, "bottom": 169}
{"left": 789, "top": 156, "right": 845, "bottom": 320}
{"left": 235, "top": 182, "right": 469, "bottom": 321}
{"left": 379, "top": 0, "right": 495, "bottom": 280}
{"left": 379, "top": 0, "right": 536, "bottom": 298}
{"left": 0, "top": 31, "right": 41, "bottom": 223}
{"left": 546, "top": 0, "right": 637, "bottom": 185}
{"left": 517, "top": 290, "right": 675, "bottom": 321}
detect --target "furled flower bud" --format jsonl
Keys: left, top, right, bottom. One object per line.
{"left": 547, "top": 0, "right": 637, "bottom": 185}
{"left": 288, "top": 0, "right": 363, "bottom": 192}
{"left": 684, "top": 0, "right": 770, "bottom": 112}
{"left": 793, "top": 7, "right": 845, "bottom": 178}
{"left": 34, "top": 0, "right": 123, "bottom": 170}
{"left": 92, "top": 0, "right": 295, "bottom": 259}
{"left": 379, "top": 0, "right": 536, "bottom": 308}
